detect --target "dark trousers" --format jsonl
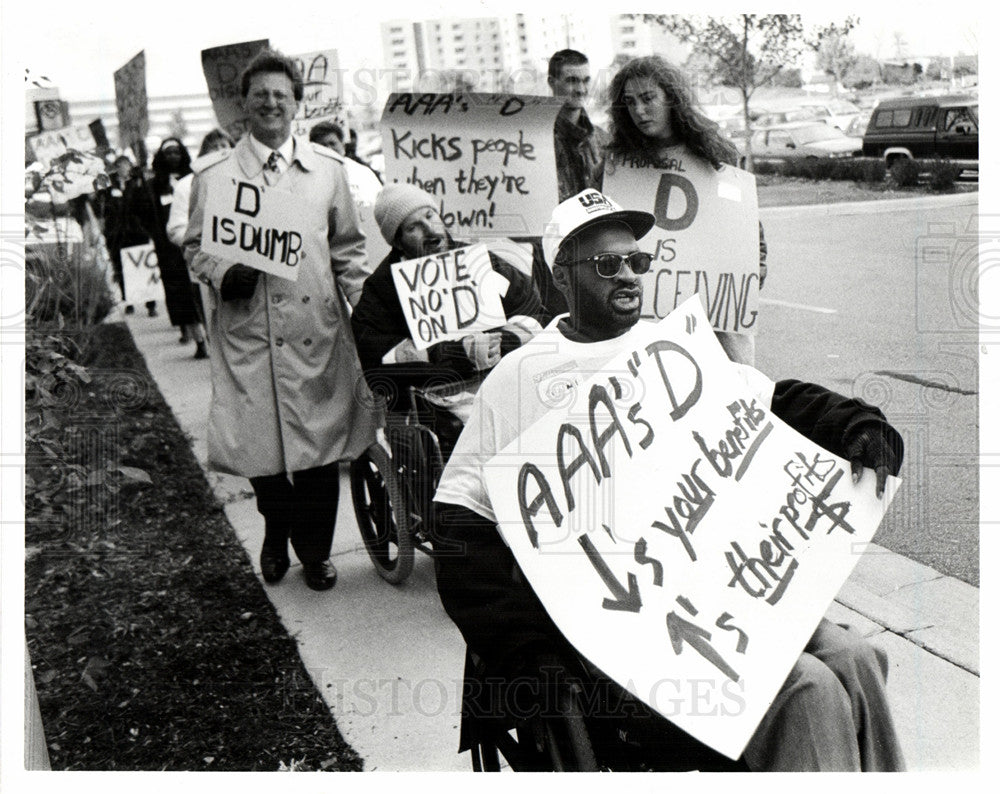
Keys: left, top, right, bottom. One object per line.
{"left": 249, "top": 462, "right": 341, "bottom": 564}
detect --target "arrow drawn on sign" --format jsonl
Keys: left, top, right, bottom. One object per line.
{"left": 578, "top": 535, "right": 642, "bottom": 613}
{"left": 666, "top": 610, "right": 740, "bottom": 682}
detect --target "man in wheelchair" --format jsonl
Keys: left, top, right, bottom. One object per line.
{"left": 431, "top": 190, "right": 906, "bottom": 771}
{"left": 350, "top": 183, "right": 549, "bottom": 458}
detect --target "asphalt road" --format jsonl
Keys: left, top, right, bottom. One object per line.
{"left": 754, "top": 197, "right": 980, "bottom": 585}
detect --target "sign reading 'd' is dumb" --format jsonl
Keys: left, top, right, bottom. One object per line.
{"left": 391, "top": 244, "right": 508, "bottom": 350}
{"left": 482, "top": 295, "right": 899, "bottom": 760}
{"left": 200, "top": 180, "right": 313, "bottom": 281}
{"left": 603, "top": 150, "right": 760, "bottom": 335}
{"left": 381, "top": 93, "right": 562, "bottom": 237}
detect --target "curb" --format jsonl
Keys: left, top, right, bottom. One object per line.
{"left": 761, "top": 191, "right": 978, "bottom": 219}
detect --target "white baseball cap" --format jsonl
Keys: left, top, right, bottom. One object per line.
{"left": 542, "top": 190, "right": 656, "bottom": 270}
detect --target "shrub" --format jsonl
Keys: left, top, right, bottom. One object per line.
{"left": 927, "top": 158, "right": 960, "bottom": 192}
{"left": 889, "top": 157, "right": 921, "bottom": 188}
{"left": 25, "top": 242, "right": 114, "bottom": 327}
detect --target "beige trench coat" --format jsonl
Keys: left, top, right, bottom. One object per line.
{"left": 184, "top": 136, "right": 377, "bottom": 478}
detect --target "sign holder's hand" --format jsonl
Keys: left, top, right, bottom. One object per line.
{"left": 462, "top": 331, "right": 502, "bottom": 371}
{"left": 845, "top": 426, "right": 900, "bottom": 498}
{"left": 220, "top": 264, "right": 260, "bottom": 301}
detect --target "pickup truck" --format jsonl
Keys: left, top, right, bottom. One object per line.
{"left": 861, "top": 95, "right": 978, "bottom": 169}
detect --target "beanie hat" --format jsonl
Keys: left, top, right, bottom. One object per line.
{"left": 374, "top": 183, "right": 439, "bottom": 246}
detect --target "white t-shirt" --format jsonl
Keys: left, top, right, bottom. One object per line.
{"left": 434, "top": 317, "right": 775, "bottom": 524}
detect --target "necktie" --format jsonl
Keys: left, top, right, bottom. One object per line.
{"left": 264, "top": 151, "right": 281, "bottom": 185}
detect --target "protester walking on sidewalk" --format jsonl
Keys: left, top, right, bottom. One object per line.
{"left": 132, "top": 138, "right": 207, "bottom": 348}
{"left": 166, "top": 129, "right": 234, "bottom": 358}
{"left": 183, "top": 49, "right": 377, "bottom": 592}
{"left": 605, "top": 55, "right": 768, "bottom": 365}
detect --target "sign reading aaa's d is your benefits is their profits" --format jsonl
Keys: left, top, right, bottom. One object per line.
{"left": 381, "top": 93, "right": 562, "bottom": 237}
{"left": 482, "top": 296, "right": 899, "bottom": 761}
{"left": 603, "top": 150, "right": 760, "bottom": 335}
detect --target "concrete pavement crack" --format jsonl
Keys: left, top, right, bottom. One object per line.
{"left": 873, "top": 370, "right": 977, "bottom": 396}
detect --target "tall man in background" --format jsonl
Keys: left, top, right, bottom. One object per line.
{"left": 184, "top": 50, "right": 376, "bottom": 591}
{"left": 549, "top": 49, "right": 606, "bottom": 202}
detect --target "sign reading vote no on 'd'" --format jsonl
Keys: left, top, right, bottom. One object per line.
{"left": 200, "top": 180, "right": 312, "bottom": 281}
{"left": 391, "top": 244, "right": 508, "bottom": 349}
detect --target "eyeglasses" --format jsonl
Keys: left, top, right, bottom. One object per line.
{"left": 560, "top": 251, "right": 654, "bottom": 279}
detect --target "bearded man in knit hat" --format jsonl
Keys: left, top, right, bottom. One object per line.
{"left": 350, "top": 183, "right": 548, "bottom": 453}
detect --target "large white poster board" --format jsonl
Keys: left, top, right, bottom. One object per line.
{"left": 201, "top": 39, "right": 270, "bottom": 141}
{"left": 603, "top": 152, "right": 760, "bottom": 335}
{"left": 380, "top": 93, "right": 562, "bottom": 238}
{"left": 199, "top": 181, "right": 313, "bottom": 281}
{"left": 482, "top": 295, "right": 899, "bottom": 760}
{"left": 120, "top": 242, "right": 162, "bottom": 306}
{"left": 390, "top": 244, "right": 507, "bottom": 350}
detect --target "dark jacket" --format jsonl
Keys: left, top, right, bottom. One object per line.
{"left": 351, "top": 241, "right": 547, "bottom": 389}
{"left": 554, "top": 106, "right": 607, "bottom": 202}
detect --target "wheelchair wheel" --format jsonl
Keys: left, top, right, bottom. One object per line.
{"left": 350, "top": 442, "right": 414, "bottom": 584}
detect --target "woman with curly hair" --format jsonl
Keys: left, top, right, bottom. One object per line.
{"left": 605, "top": 55, "right": 766, "bottom": 365}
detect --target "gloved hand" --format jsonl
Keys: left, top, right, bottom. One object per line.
{"left": 462, "top": 331, "right": 502, "bottom": 371}
{"left": 220, "top": 264, "right": 260, "bottom": 301}
{"left": 844, "top": 425, "right": 901, "bottom": 498}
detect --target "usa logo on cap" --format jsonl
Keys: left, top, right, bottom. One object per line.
{"left": 578, "top": 190, "right": 614, "bottom": 214}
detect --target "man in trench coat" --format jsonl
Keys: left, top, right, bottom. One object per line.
{"left": 184, "top": 49, "right": 377, "bottom": 591}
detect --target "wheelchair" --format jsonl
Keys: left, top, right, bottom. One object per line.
{"left": 461, "top": 649, "right": 750, "bottom": 772}
{"left": 349, "top": 371, "right": 482, "bottom": 584}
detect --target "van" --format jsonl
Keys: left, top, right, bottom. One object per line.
{"left": 861, "top": 95, "right": 978, "bottom": 169}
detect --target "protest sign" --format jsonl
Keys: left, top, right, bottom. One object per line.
{"left": 380, "top": 93, "right": 562, "bottom": 238}
{"left": 201, "top": 39, "right": 270, "bottom": 140}
{"left": 113, "top": 51, "right": 149, "bottom": 151}
{"left": 199, "top": 180, "right": 315, "bottom": 281}
{"left": 603, "top": 152, "right": 760, "bottom": 335}
{"left": 481, "top": 295, "right": 899, "bottom": 760}
{"left": 289, "top": 49, "right": 348, "bottom": 138}
{"left": 120, "top": 242, "right": 162, "bottom": 306}
{"left": 390, "top": 244, "right": 508, "bottom": 349}
{"left": 28, "top": 124, "right": 95, "bottom": 167}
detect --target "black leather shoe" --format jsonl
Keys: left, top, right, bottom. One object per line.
{"left": 260, "top": 547, "right": 290, "bottom": 583}
{"left": 302, "top": 561, "right": 337, "bottom": 591}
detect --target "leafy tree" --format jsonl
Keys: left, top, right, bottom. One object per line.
{"left": 642, "top": 14, "right": 808, "bottom": 169}
{"left": 167, "top": 108, "right": 188, "bottom": 142}
{"left": 810, "top": 18, "right": 858, "bottom": 94}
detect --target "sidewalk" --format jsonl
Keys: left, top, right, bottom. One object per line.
{"left": 122, "top": 308, "right": 980, "bottom": 772}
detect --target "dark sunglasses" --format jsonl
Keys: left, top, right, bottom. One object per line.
{"left": 561, "top": 251, "right": 654, "bottom": 279}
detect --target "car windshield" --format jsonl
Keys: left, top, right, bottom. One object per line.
{"left": 791, "top": 124, "right": 843, "bottom": 144}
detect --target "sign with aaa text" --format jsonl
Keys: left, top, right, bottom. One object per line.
{"left": 381, "top": 93, "right": 562, "bottom": 237}
{"left": 120, "top": 242, "right": 162, "bottom": 306}
{"left": 391, "top": 244, "right": 507, "bottom": 349}
{"left": 201, "top": 39, "right": 270, "bottom": 140}
{"left": 200, "top": 181, "right": 312, "bottom": 281}
{"left": 602, "top": 150, "right": 760, "bottom": 335}
{"left": 481, "top": 295, "right": 899, "bottom": 760}
{"left": 289, "top": 49, "right": 349, "bottom": 137}
{"left": 28, "top": 124, "right": 96, "bottom": 167}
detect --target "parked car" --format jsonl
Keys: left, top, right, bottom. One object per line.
{"left": 797, "top": 98, "right": 863, "bottom": 131}
{"left": 747, "top": 122, "right": 862, "bottom": 165}
{"left": 752, "top": 107, "right": 820, "bottom": 129}
{"left": 861, "top": 95, "right": 978, "bottom": 169}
